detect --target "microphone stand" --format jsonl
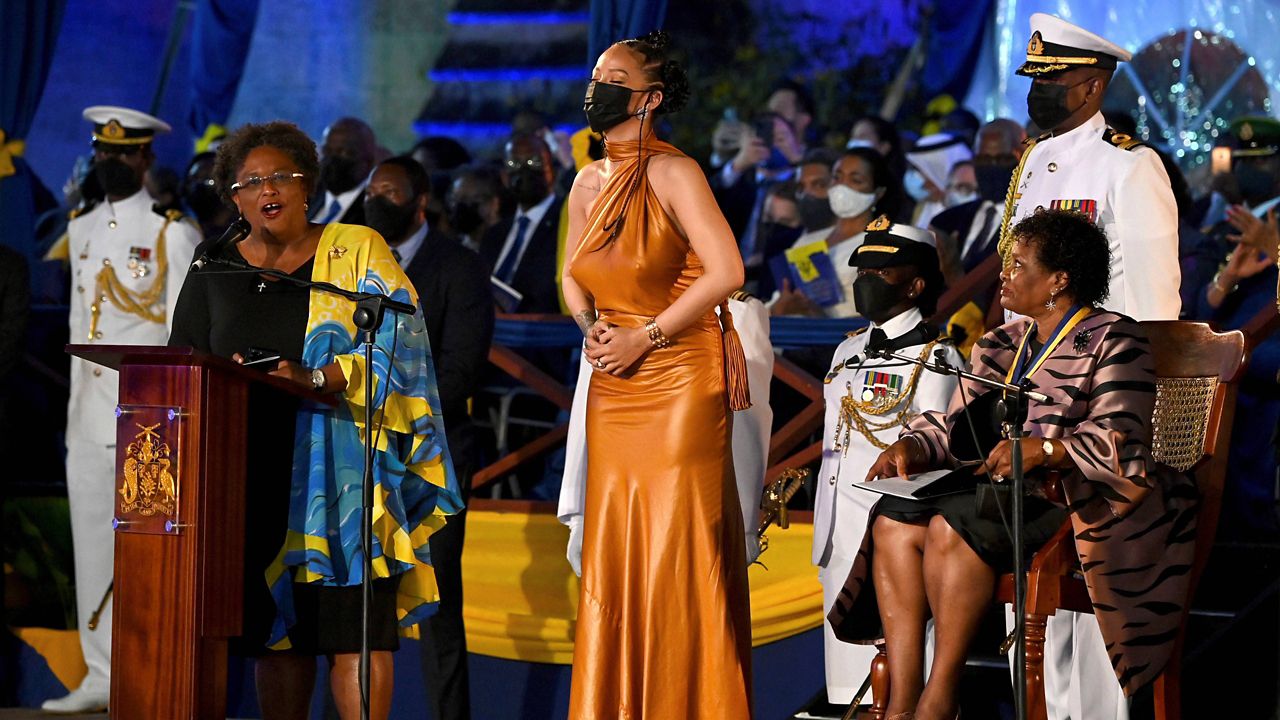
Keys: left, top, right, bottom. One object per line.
{"left": 866, "top": 346, "right": 1040, "bottom": 720}
{"left": 200, "top": 254, "right": 414, "bottom": 720}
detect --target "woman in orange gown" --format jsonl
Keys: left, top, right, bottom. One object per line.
{"left": 561, "top": 31, "right": 754, "bottom": 719}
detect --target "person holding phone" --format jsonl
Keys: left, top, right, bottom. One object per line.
{"left": 168, "top": 120, "right": 462, "bottom": 720}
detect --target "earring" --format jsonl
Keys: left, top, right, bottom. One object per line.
{"left": 1045, "top": 290, "right": 1058, "bottom": 311}
{"left": 304, "top": 202, "right": 309, "bottom": 212}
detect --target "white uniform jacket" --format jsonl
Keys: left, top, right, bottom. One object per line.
{"left": 811, "top": 308, "right": 962, "bottom": 567}
{"left": 1003, "top": 111, "right": 1180, "bottom": 321}
{"left": 67, "top": 191, "right": 201, "bottom": 445}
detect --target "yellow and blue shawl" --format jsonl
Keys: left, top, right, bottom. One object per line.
{"left": 265, "top": 223, "right": 462, "bottom": 647}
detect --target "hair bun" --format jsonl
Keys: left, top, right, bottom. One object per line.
{"left": 658, "top": 60, "right": 689, "bottom": 114}
{"left": 640, "top": 29, "right": 670, "bottom": 50}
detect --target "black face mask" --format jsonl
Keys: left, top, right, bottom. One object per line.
{"left": 758, "top": 222, "right": 804, "bottom": 258}
{"left": 449, "top": 201, "right": 484, "bottom": 235}
{"left": 184, "top": 183, "right": 223, "bottom": 223}
{"left": 583, "top": 81, "right": 648, "bottom": 134}
{"left": 1026, "top": 80, "right": 1087, "bottom": 131}
{"left": 1233, "top": 162, "right": 1277, "bottom": 205}
{"left": 509, "top": 168, "right": 550, "bottom": 207}
{"left": 797, "top": 194, "right": 836, "bottom": 232}
{"left": 94, "top": 157, "right": 142, "bottom": 198}
{"left": 364, "top": 195, "right": 418, "bottom": 243}
{"left": 974, "top": 160, "right": 1018, "bottom": 203}
{"left": 321, "top": 156, "right": 362, "bottom": 195}
{"left": 852, "top": 273, "right": 909, "bottom": 322}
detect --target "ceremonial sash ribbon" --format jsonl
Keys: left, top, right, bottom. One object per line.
{"left": 1006, "top": 305, "right": 1091, "bottom": 385}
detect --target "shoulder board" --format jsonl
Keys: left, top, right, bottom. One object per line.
{"left": 845, "top": 326, "right": 869, "bottom": 339}
{"left": 728, "top": 289, "right": 757, "bottom": 303}
{"left": 155, "top": 206, "right": 191, "bottom": 223}
{"left": 68, "top": 200, "right": 98, "bottom": 220}
{"left": 1030, "top": 131, "right": 1051, "bottom": 145}
{"left": 1103, "top": 128, "right": 1148, "bottom": 152}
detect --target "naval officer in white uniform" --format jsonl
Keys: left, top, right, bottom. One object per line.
{"left": 996, "top": 15, "right": 1181, "bottom": 720}
{"left": 814, "top": 217, "right": 960, "bottom": 710}
{"left": 46, "top": 106, "right": 201, "bottom": 714}
{"left": 999, "top": 13, "right": 1181, "bottom": 323}
{"left": 558, "top": 291, "right": 774, "bottom": 572}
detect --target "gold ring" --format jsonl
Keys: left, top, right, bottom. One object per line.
{"left": 596, "top": 359, "right": 605, "bottom": 369}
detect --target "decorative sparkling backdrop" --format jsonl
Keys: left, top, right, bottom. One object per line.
{"left": 968, "top": 0, "right": 1280, "bottom": 170}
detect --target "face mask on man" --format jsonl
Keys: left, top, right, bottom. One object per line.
{"left": 974, "top": 159, "right": 1018, "bottom": 203}
{"left": 1233, "top": 162, "right": 1278, "bottom": 206}
{"left": 184, "top": 182, "right": 223, "bottom": 223}
{"left": 449, "top": 201, "right": 484, "bottom": 236}
{"left": 509, "top": 168, "right": 550, "bottom": 206}
{"left": 828, "top": 184, "right": 878, "bottom": 219}
{"left": 94, "top": 157, "right": 142, "bottom": 198}
{"left": 797, "top": 194, "right": 836, "bottom": 231}
{"left": 364, "top": 195, "right": 418, "bottom": 244}
{"left": 583, "top": 81, "right": 649, "bottom": 134}
{"left": 852, "top": 273, "right": 910, "bottom": 322}
{"left": 321, "top": 155, "right": 362, "bottom": 195}
{"left": 1026, "top": 79, "right": 1089, "bottom": 131}
{"left": 903, "top": 168, "right": 931, "bottom": 202}
{"left": 946, "top": 188, "right": 979, "bottom": 207}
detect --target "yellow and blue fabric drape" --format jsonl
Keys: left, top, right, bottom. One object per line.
{"left": 266, "top": 223, "right": 463, "bottom": 647}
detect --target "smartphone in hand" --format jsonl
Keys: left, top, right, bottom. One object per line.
{"left": 241, "top": 346, "right": 282, "bottom": 368}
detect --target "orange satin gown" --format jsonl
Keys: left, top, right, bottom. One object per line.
{"left": 567, "top": 137, "right": 753, "bottom": 719}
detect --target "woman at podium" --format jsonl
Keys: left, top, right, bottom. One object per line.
{"left": 169, "top": 120, "right": 462, "bottom": 720}
{"left": 828, "top": 210, "right": 1197, "bottom": 720}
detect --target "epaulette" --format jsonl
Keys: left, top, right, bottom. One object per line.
{"left": 155, "top": 206, "right": 191, "bottom": 223}
{"left": 845, "top": 326, "right": 869, "bottom": 339}
{"left": 1103, "top": 128, "right": 1148, "bottom": 152}
{"left": 68, "top": 199, "right": 98, "bottom": 220}
{"left": 728, "top": 289, "right": 757, "bottom": 303}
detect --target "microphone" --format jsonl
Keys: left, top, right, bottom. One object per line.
{"left": 190, "top": 217, "right": 251, "bottom": 271}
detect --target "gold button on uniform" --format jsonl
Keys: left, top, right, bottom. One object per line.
{"left": 93, "top": 368, "right": 102, "bottom": 377}
{"left": 94, "top": 331, "right": 103, "bottom": 339}
{"left": 108, "top": 219, "right": 117, "bottom": 229}
{"left": 1048, "top": 162, "right": 1058, "bottom": 172}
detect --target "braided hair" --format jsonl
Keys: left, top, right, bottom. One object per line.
{"left": 617, "top": 30, "right": 690, "bottom": 115}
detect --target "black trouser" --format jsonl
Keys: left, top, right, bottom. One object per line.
{"left": 419, "top": 420, "right": 473, "bottom": 720}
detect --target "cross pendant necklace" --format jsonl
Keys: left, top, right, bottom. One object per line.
{"left": 257, "top": 281, "right": 266, "bottom": 293}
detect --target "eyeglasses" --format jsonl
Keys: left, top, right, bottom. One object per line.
{"left": 504, "top": 157, "right": 546, "bottom": 171}
{"left": 231, "top": 172, "right": 305, "bottom": 194}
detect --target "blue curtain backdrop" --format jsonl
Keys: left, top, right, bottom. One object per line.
{"left": 186, "top": 0, "right": 260, "bottom": 145}
{"left": 588, "top": 0, "right": 669, "bottom": 64}
{"left": 922, "top": 0, "right": 996, "bottom": 103}
{"left": 0, "top": 1, "right": 68, "bottom": 259}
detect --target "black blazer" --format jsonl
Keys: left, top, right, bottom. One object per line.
{"left": 402, "top": 229, "right": 495, "bottom": 422}
{"left": 478, "top": 195, "right": 564, "bottom": 314}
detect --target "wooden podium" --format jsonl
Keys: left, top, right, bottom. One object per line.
{"left": 66, "top": 345, "right": 331, "bottom": 720}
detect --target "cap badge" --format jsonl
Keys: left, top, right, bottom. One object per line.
{"left": 866, "top": 215, "right": 892, "bottom": 232}
{"left": 1240, "top": 122, "right": 1255, "bottom": 141}
{"left": 103, "top": 120, "right": 125, "bottom": 140}
{"left": 1027, "top": 31, "right": 1045, "bottom": 56}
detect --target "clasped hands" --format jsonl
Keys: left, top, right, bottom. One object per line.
{"left": 864, "top": 436, "right": 1051, "bottom": 483}
{"left": 583, "top": 320, "right": 652, "bottom": 375}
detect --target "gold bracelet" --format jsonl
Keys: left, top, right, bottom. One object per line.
{"left": 644, "top": 318, "right": 671, "bottom": 348}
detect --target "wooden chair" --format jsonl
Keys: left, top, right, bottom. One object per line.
{"left": 862, "top": 321, "right": 1246, "bottom": 720}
